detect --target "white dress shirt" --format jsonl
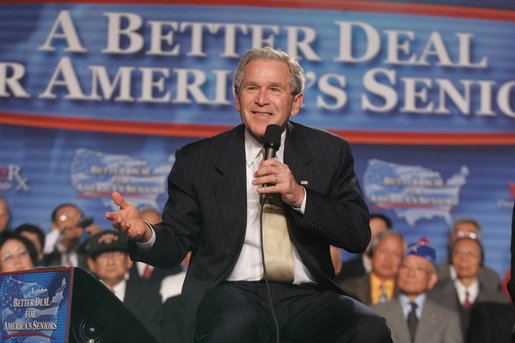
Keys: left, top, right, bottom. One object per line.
{"left": 226, "top": 129, "right": 313, "bottom": 284}
{"left": 454, "top": 278, "right": 479, "bottom": 305}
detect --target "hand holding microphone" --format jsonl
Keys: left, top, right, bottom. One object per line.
{"left": 254, "top": 124, "right": 305, "bottom": 208}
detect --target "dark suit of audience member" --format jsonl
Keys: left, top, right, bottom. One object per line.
{"left": 129, "top": 262, "right": 183, "bottom": 295}
{"left": 87, "top": 230, "right": 163, "bottom": 342}
{"left": 341, "top": 230, "right": 404, "bottom": 305}
{"left": 372, "top": 239, "right": 462, "bottom": 343}
{"left": 465, "top": 302, "right": 515, "bottom": 343}
{"left": 429, "top": 237, "right": 509, "bottom": 336}
{"left": 337, "top": 213, "right": 393, "bottom": 282}
{"left": 437, "top": 217, "right": 500, "bottom": 291}
{"left": 107, "top": 48, "right": 391, "bottom": 343}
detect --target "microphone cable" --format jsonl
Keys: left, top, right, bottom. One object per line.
{"left": 259, "top": 195, "right": 281, "bottom": 343}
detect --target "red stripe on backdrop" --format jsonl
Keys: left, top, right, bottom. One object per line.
{"left": 0, "top": 1, "right": 513, "bottom": 22}
{"left": 2, "top": 112, "right": 514, "bottom": 145}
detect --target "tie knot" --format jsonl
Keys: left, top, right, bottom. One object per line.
{"left": 410, "top": 302, "right": 417, "bottom": 311}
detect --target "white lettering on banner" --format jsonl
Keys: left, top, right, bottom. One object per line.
{"left": 335, "top": 22, "right": 487, "bottom": 68}
{"left": 37, "top": 57, "right": 232, "bottom": 104}
{"left": 0, "top": 63, "right": 30, "bottom": 98}
{"left": 38, "top": 10, "right": 87, "bottom": 53}
{"left": 0, "top": 10, "right": 513, "bottom": 118}
{"left": 0, "top": 165, "right": 29, "bottom": 191}
{"left": 361, "top": 68, "right": 515, "bottom": 117}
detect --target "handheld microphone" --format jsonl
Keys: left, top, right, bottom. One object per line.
{"left": 260, "top": 124, "right": 282, "bottom": 205}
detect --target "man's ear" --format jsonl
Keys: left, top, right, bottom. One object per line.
{"left": 427, "top": 272, "right": 438, "bottom": 290}
{"left": 290, "top": 93, "right": 304, "bottom": 117}
{"left": 235, "top": 93, "right": 241, "bottom": 113}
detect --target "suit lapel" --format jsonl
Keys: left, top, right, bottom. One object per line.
{"left": 284, "top": 122, "right": 313, "bottom": 184}
{"left": 213, "top": 125, "right": 247, "bottom": 247}
{"left": 389, "top": 299, "right": 412, "bottom": 343}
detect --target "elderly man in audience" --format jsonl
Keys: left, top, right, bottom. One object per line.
{"left": 87, "top": 229, "right": 163, "bottom": 342}
{"left": 429, "top": 237, "right": 509, "bottom": 335}
{"left": 341, "top": 230, "right": 405, "bottom": 305}
{"left": 437, "top": 218, "right": 500, "bottom": 290}
{"left": 373, "top": 238, "right": 462, "bottom": 343}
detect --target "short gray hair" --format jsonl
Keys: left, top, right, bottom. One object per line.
{"left": 233, "top": 47, "right": 305, "bottom": 96}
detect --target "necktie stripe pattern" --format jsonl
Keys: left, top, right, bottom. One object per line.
{"left": 261, "top": 193, "right": 295, "bottom": 283}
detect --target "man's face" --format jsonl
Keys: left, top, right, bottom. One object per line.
{"left": 235, "top": 60, "right": 303, "bottom": 141}
{"left": 371, "top": 235, "right": 404, "bottom": 280}
{"left": 0, "top": 198, "right": 10, "bottom": 231}
{"left": 53, "top": 205, "right": 83, "bottom": 240}
{"left": 452, "top": 239, "right": 481, "bottom": 280}
{"left": 397, "top": 255, "right": 436, "bottom": 296}
{"left": 450, "top": 222, "right": 480, "bottom": 244}
{"left": 88, "top": 251, "right": 132, "bottom": 287}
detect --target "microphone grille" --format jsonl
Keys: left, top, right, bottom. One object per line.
{"left": 263, "top": 124, "right": 281, "bottom": 149}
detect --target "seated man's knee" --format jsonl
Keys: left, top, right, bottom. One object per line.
{"left": 194, "top": 284, "right": 270, "bottom": 343}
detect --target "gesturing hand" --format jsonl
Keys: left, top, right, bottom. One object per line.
{"left": 105, "top": 192, "right": 152, "bottom": 243}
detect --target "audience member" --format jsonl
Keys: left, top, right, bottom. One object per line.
{"left": 436, "top": 218, "right": 500, "bottom": 290}
{"left": 373, "top": 238, "right": 462, "bottom": 343}
{"left": 86, "top": 229, "right": 163, "bottom": 342}
{"left": 341, "top": 230, "right": 405, "bottom": 305}
{"left": 14, "top": 223, "right": 46, "bottom": 264}
{"left": 429, "top": 237, "right": 509, "bottom": 335}
{"left": 42, "top": 203, "right": 98, "bottom": 269}
{"left": 0, "top": 196, "right": 10, "bottom": 232}
{"left": 465, "top": 301, "right": 515, "bottom": 343}
{"left": 337, "top": 213, "right": 392, "bottom": 282}
{"left": 0, "top": 231, "right": 37, "bottom": 272}
{"left": 161, "top": 251, "right": 191, "bottom": 343}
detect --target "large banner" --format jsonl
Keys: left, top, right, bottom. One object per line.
{"left": 1, "top": 1, "right": 514, "bottom": 276}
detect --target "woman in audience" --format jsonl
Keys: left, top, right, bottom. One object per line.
{"left": 0, "top": 231, "right": 37, "bottom": 272}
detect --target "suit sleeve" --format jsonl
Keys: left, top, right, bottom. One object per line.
{"left": 294, "top": 139, "right": 370, "bottom": 254}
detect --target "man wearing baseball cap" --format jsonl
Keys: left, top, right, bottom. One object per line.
{"left": 87, "top": 230, "right": 163, "bottom": 342}
{"left": 372, "top": 238, "right": 462, "bottom": 343}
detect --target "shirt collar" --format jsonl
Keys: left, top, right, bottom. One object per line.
{"left": 244, "top": 128, "right": 286, "bottom": 167}
{"left": 399, "top": 293, "right": 426, "bottom": 319}
{"left": 454, "top": 278, "right": 479, "bottom": 303}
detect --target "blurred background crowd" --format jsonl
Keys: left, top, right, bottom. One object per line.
{"left": 0, "top": 195, "right": 513, "bottom": 342}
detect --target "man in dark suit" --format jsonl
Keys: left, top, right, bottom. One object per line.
{"left": 106, "top": 47, "right": 391, "bottom": 343}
